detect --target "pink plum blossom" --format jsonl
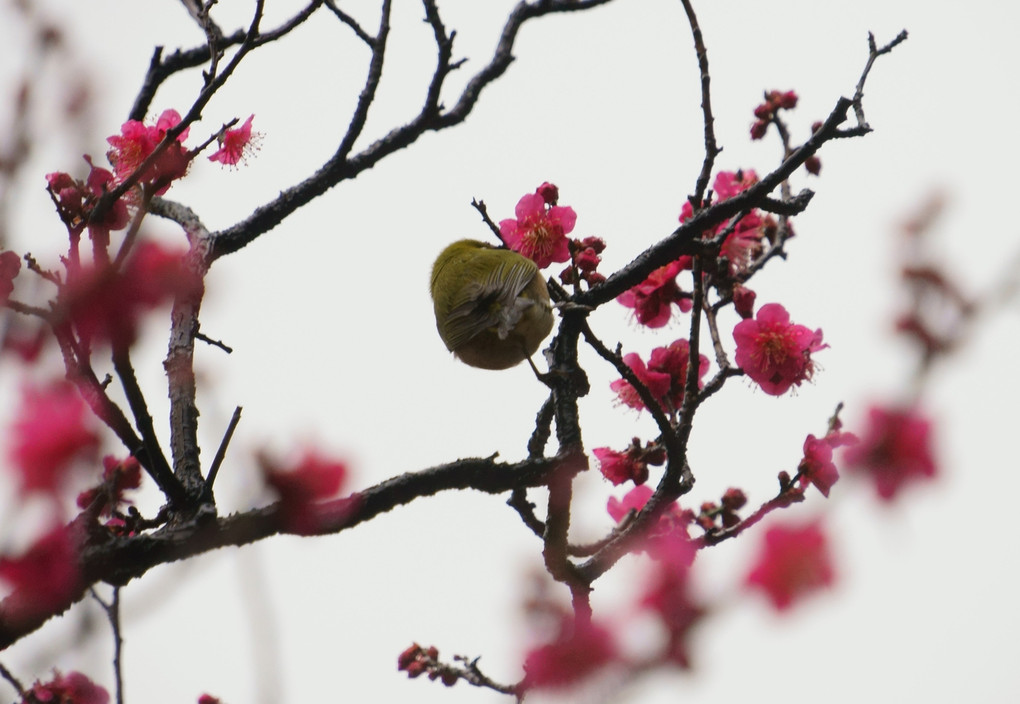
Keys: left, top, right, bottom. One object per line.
{"left": 499, "top": 188, "right": 576, "bottom": 268}
{"left": 733, "top": 303, "right": 827, "bottom": 395}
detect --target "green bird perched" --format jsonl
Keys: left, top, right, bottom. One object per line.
{"left": 430, "top": 239, "right": 554, "bottom": 370}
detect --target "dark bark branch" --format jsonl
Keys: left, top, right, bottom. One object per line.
{"left": 205, "top": 406, "right": 242, "bottom": 493}
{"left": 851, "top": 30, "right": 908, "bottom": 130}
{"left": 335, "top": 0, "right": 392, "bottom": 161}
{"left": 154, "top": 198, "right": 213, "bottom": 502}
{"left": 679, "top": 0, "right": 720, "bottom": 209}
{"left": 209, "top": 0, "right": 617, "bottom": 261}
{"left": 0, "top": 453, "right": 563, "bottom": 650}
{"left": 130, "top": 1, "right": 324, "bottom": 121}
{"left": 324, "top": 0, "right": 376, "bottom": 47}
{"left": 112, "top": 345, "right": 182, "bottom": 503}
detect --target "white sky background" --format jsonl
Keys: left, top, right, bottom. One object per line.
{"left": 0, "top": 0, "right": 1018, "bottom": 702}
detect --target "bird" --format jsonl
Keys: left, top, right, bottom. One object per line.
{"left": 430, "top": 239, "right": 554, "bottom": 370}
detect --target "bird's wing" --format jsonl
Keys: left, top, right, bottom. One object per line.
{"left": 442, "top": 254, "right": 538, "bottom": 348}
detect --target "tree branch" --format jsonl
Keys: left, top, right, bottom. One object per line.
{"left": 208, "top": 0, "right": 618, "bottom": 260}
{"left": 0, "top": 453, "right": 564, "bottom": 649}
{"left": 679, "top": 0, "right": 720, "bottom": 209}
{"left": 130, "top": 1, "right": 324, "bottom": 121}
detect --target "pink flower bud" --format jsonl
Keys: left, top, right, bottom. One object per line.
{"left": 536, "top": 181, "right": 559, "bottom": 205}
{"left": 721, "top": 488, "right": 747, "bottom": 511}
{"left": 732, "top": 285, "right": 756, "bottom": 319}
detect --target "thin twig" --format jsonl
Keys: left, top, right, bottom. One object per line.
{"left": 196, "top": 2, "right": 226, "bottom": 85}
{"left": 679, "top": 0, "right": 720, "bottom": 208}
{"left": 507, "top": 488, "right": 545, "bottom": 539}
{"left": 90, "top": 587, "right": 124, "bottom": 704}
{"left": 130, "top": 1, "right": 324, "bottom": 120}
{"left": 701, "top": 304, "right": 730, "bottom": 370}
{"left": 111, "top": 187, "right": 153, "bottom": 270}
{"left": 206, "top": 406, "right": 242, "bottom": 492}
{"left": 526, "top": 395, "right": 555, "bottom": 458}
{"left": 4, "top": 298, "right": 52, "bottom": 318}
{"left": 335, "top": 0, "right": 392, "bottom": 160}
{"left": 422, "top": 0, "right": 460, "bottom": 115}
{"left": 0, "top": 662, "right": 25, "bottom": 699}
{"left": 698, "top": 365, "right": 743, "bottom": 404}
{"left": 470, "top": 199, "right": 505, "bottom": 244}
{"left": 112, "top": 345, "right": 181, "bottom": 502}
{"left": 324, "top": 0, "right": 376, "bottom": 46}
{"left": 452, "top": 655, "right": 520, "bottom": 696}
{"left": 698, "top": 485, "right": 805, "bottom": 548}
{"left": 195, "top": 330, "right": 233, "bottom": 353}
{"left": 678, "top": 255, "right": 705, "bottom": 443}
{"left": 851, "top": 30, "right": 909, "bottom": 129}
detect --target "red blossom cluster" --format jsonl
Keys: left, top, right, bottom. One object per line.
{"left": 893, "top": 196, "right": 974, "bottom": 360}
{"left": 616, "top": 170, "right": 780, "bottom": 329}
{"left": 745, "top": 521, "right": 835, "bottom": 610}
{"left": 76, "top": 455, "right": 143, "bottom": 522}
{"left": 733, "top": 302, "right": 827, "bottom": 396}
{"left": 46, "top": 164, "right": 129, "bottom": 247}
{"left": 397, "top": 643, "right": 459, "bottom": 687}
{"left": 798, "top": 427, "right": 858, "bottom": 498}
{"left": 1, "top": 249, "right": 22, "bottom": 303}
{"left": 499, "top": 182, "right": 577, "bottom": 268}
{"left": 59, "top": 240, "right": 198, "bottom": 349}
{"left": 9, "top": 382, "right": 100, "bottom": 496}
{"left": 607, "top": 486, "right": 695, "bottom": 559}
{"left": 45, "top": 109, "right": 258, "bottom": 255}
{"left": 683, "top": 170, "right": 779, "bottom": 277}
{"left": 0, "top": 524, "right": 82, "bottom": 621}
{"left": 208, "top": 114, "right": 260, "bottom": 167}
{"left": 37, "top": 112, "right": 212, "bottom": 372}
{"left": 44, "top": 110, "right": 191, "bottom": 260}
{"left": 521, "top": 616, "right": 618, "bottom": 690}
{"left": 844, "top": 405, "right": 937, "bottom": 501}
{"left": 560, "top": 235, "right": 607, "bottom": 288}
{"left": 635, "top": 531, "right": 703, "bottom": 668}
{"left": 592, "top": 439, "right": 665, "bottom": 486}
{"left": 517, "top": 489, "right": 704, "bottom": 688}
{"left": 21, "top": 670, "right": 108, "bottom": 704}
{"left": 732, "top": 282, "right": 756, "bottom": 319}
{"left": 261, "top": 450, "right": 355, "bottom": 535}
{"left": 750, "top": 90, "right": 821, "bottom": 173}
{"left": 514, "top": 142, "right": 910, "bottom": 689}
{"left": 617, "top": 258, "right": 692, "bottom": 327}
{"left": 695, "top": 487, "right": 748, "bottom": 531}
{"left": 750, "top": 89, "right": 798, "bottom": 140}
{"left": 495, "top": 183, "right": 608, "bottom": 291}
{"left": 610, "top": 338, "right": 710, "bottom": 414}
{"left": 105, "top": 108, "right": 191, "bottom": 194}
